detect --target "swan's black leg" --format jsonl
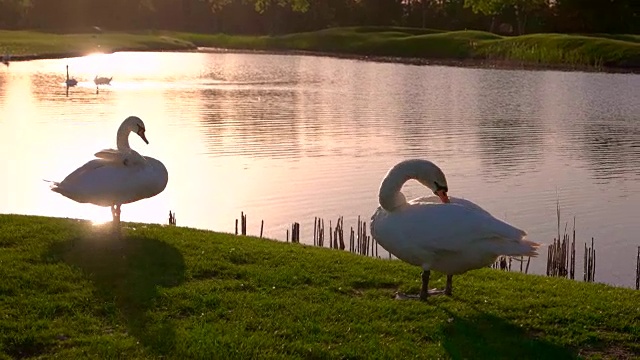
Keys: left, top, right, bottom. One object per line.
{"left": 114, "top": 204, "right": 121, "bottom": 224}
{"left": 445, "top": 275, "right": 453, "bottom": 296}
{"left": 395, "top": 270, "right": 447, "bottom": 301}
{"left": 110, "top": 204, "right": 122, "bottom": 236}
{"left": 419, "top": 270, "right": 431, "bottom": 301}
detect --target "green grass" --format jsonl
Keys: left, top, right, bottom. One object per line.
{"left": 474, "top": 34, "right": 640, "bottom": 68}
{"left": 0, "top": 30, "right": 194, "bottom": 57}
{"left": 0, "top": 214, "right": 638, "bottom": 359}
{"left": 168, "top": 27, "right": 640, "bottom": 70}
{"left": 1, "top": 27, "right": 638, "bottom": 70}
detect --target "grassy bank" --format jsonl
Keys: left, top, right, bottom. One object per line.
{"left": 0, "top": 30, "right": 194, "bottom": 60}
{"left": 1, "top": 214, "right": 638, "bottom": 359}
{"left": 170, "top": 27, "right": 640, "bottom": 71}
{"left": 1, "top": 27, "right": 638, "bottom": 71}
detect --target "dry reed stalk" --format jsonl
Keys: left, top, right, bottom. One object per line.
{"left": 636, "top": 246, "right": 639, "bottom": 290}
{"left": 350, "top": 227, "right": 355, "bottom": 253}
{"left": 546, "top": 208, "right": 577, "bottom": 279}
{"left": 329, "top": 220, "right": 333, "bottom": 249}
{"left": 237, "top": 211, "right": 247, "bottom": 236}
{"left": 291, "top": 222, "right": 300, "bottom": 243}
{"left": 320, "top": 219, "right": 324, "bottom": 247}
{"left": 260, "top": 220, "right": 264, "bottom": 238}
{"left": 584, "top": 238, "right": 596, "bottom": 282}
{"left": 242, "top": 212, "right": 247, "bottom": 236}
{"left": 356, "top": 216, "right": 361, "bottom": 254}
{"left": 338, "top": 217, "right": 345, "bottom": 250}
{"left": 547, "top": 236, "right": 569, "bottom": 277}
{"left": 313, "top": 217, "right": 317, "bottom": 247}
{"left": 570, "top": 217, "right": 576, "bottom": 279}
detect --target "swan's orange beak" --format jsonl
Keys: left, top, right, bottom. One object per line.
{"left": 138, "top": 129, "right": 149, "bottom": 144}
{"left": 436, "top": 189, "right": 450, "bottom": 203}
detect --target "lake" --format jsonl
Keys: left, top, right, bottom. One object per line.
{"left": 1, "top": 51, "right": 638, "bottom": 288}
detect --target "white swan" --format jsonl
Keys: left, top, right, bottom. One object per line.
{"left": 94, "top": 76, "right": 112, "bottom": 85}
{"left": 65, "top": 65, "right": 78, "bottom": 87}
{"left": 370, "top": 159, "right": 540, "bottom": 300}
{"left": 50, "top": 116, "right": 168, "bottom": 230}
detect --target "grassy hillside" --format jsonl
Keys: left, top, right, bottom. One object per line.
{"left": 0, "top": 214, "right": 638, "bottom": 359}
{"left": 170, "top": 26, "right": 640, "bottom": 70}
{"left": 1, "top": 27, "right": 638, "bottom": 70}
{"left": 0, "top": 30, "right": 194, "bottom": 58}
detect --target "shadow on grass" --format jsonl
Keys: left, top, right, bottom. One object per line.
{"left": 440, "top": 304, "right": 577, "bottom": 360}
{"left": 47, "top": 230, "right": 185, "bottom": 356}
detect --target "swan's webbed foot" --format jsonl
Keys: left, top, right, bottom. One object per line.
{"left": 444, "top": 275, "right": 453, "bottom": 296}
{"left": 394, "top": 272, "right": 454, "bottom": 301}
{"left": 395, "top": 289, "right": 446, "bottom": 301}
{"left": 394, "top": 292, "right": 421, "bottom": 300}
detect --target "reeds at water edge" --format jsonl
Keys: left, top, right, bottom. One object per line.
{"left": 546, "top": 217, "right": 576, "bottom": 279}
{"left": 197, "top": 209, "right": 637, "bottom": 289}
{"left": 492, "top": 256, "right": 532, "bottom": 274}
{"left": 584, "top": 238, "right": 596, "bottom": 283}
{"left": 313, "top": 215, "right": 379, "bottom": 257}
{"left": 636, "top": 246, "right": 640, "bottom": 290}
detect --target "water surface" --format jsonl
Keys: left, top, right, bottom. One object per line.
{"left": 1, "top": 51, "right": 638, "bottom": 287}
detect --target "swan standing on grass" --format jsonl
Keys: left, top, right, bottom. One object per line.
{"left": 370, "top": 159, "right": 540, "bottom": 301}
{"left": 49, "top": 116, "right": 168, "bottom": 232}
{"left": 65, "top": 65, "right": 78, "bottom": 87}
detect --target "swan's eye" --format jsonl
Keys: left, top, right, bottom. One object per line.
{"left": 433, "top": 181, "right": 448, "bottom": 193}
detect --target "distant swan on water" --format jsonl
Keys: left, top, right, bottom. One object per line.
{"left": 94, "top": 75, "right": 112, "bottom": 94}
{"left": 65, "top": 65, "right": 78, "bottom": 87}
{"left": 94, "top": 76, "right": 112, "bottom": 85}
{"left": 49, "top": 116, "right": 168, "bottom": 233}
{"left": 370, "top": 159, "right": 540, "bottom": 300}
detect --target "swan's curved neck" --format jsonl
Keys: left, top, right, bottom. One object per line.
{"left": 379, "top": 169, "right": 411, "bottom": 212}
{"left": 116, "top": 125, "right": 132, "bottom": 150}
{"left": 378, "top": 159, "right": 440, "bottom": 212}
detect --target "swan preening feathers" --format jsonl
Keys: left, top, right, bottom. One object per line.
{"left": 50, "top": 116, "right": 168, "bottom": 232}
{"left": 371, "top": 159, "right": 540, "bottom": 300}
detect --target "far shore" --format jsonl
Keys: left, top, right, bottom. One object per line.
{"left": 7, "top": 46, "right": 640, "bottom": 75}
{"left": 197, "top": 47, "right": 640, "bottom": 74}
{"left": 2, "top": 28, "right": 639, "bottom": 74}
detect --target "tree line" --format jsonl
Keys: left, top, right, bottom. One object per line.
{"left": 0, "top": 0, "right": 637, "bottom": 35}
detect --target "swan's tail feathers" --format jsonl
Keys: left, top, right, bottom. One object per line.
{"left": 519, "top": 239, "right": 541, "bottom": 257}
{"left": 499, "top": 238, "right": 541, "bottom": 258}
{"left": 43, "top": 179, "right": 61, "bottom": 192}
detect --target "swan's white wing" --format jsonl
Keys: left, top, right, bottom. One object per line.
{"left": 51, "top": 156, "right": 163, "bottom": 206}
{"left": 394, "top": 204, "right": 523, "bottom": 249}
{"left": 94, "top": 148, "right": 146, "bottom": 166}
{"left": 94, "top": 148, "right": 120, "bottom": 160}
{"left": 371, "top": 200, "right": 538, "bottom": 273}
{"left": 411, "top": 195, "right": 494, "bottom": 218}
